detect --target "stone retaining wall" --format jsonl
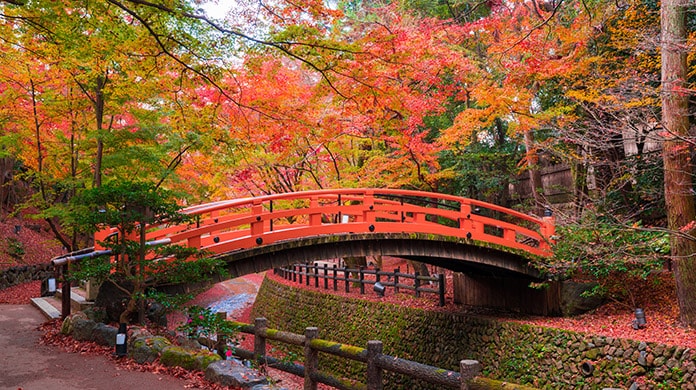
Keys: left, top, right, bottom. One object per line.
{"left": 0, "top": 263, "right": 53, "bottom": 289}
{"left": 251, "top": 278, "right": 696, "bottom": 389}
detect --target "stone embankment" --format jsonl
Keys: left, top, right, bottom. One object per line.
{"left": 251, "top": 277, "right": 696, "bottom": 389}
{"left": 0, "top": 263, "right": 53, "bottom": 289}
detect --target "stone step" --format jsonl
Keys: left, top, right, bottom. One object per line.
{"left": 32, "top": 286, "right": 93, "bottom": 320}
{"left": 55, "top": 287, "right": 94, "bottom": 312}
{"left": 30, "top": 296, "right": 61, "bottom": 320}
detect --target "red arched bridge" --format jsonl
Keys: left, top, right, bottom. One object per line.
{"left": 52, "top": 189, "right": 560, "bottom": 315}
{"left": 83, "top": 188, "right": 555, "bottom": 277}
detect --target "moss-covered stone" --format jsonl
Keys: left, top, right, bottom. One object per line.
{"left": 195, "top": 352, "right": 222, "bottom": 370}
{"left": 160, "top": 346, "right": 198, "bottom": 370}
{"left": 585, "top": 348, "right": 600, "bottom": 360}
{"left": 60, "top": 316, "right": 73, "bottom": 335}
{"left": 149, "top": 336, "right": 172, "bottom": 352}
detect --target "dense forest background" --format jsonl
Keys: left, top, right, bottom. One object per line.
{"left": 0, "top": 0, "right": 694, "bottom": 323}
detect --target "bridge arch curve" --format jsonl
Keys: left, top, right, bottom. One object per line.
{"left": 215, "top": 232, "right": 545, "bottom": 280}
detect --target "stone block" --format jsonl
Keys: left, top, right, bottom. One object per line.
{"left": 160, "top": 346, "right": 198, "bottom": 370}
{"left": 130, "top": 337, "right": 160, "bottom": 364}
{"left": 205, "top": 360, "right": 268, "bottom": 388}
{"left": 92, "top": 322, "right": 118, "bottom": 347}
{"left": 72, "top": 318, "right": 97, "bottom": 341}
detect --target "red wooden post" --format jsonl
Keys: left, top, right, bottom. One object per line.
{"left": 540, "top": 212, "right": 556, "bottom": 254}
{"left": 503, "top": 228, "right": 516, "bottom": 244}
{"left": 459, "top": 202, "right": 473, "bottom": 232}
{"left": 362, "top": 191, "right": 376, "bottom": 223}
{"left": 187, "top": 236, "right": 201, "bottom": 249}
{"left": 250, "top": 201, "right": 265, "bottom": 237}
{"left": 309, "top": 196, "right": 322, "bottom": 227}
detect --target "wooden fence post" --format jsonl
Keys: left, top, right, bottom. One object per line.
{"left": 366, "top": 340, "right": 383, "bottom": 390}
{"left": 314, "top": 263, "right": 319, "bottom": 287}
{"left": 61, "top": 264, "right": 71, "bottom": 319}
{"left": 304, "top": 327, "right": 319, "bottom": 390}
{"left": 298, "top": 264, "right": 302, "bottom": 284}
{"left": 438, "top": 273, "right": 446, "bottom": 307}
{"left": 333, "top": 264, "right": 338, "bottom": 291}
{"left": 459, "top": 360, "right": 481, "bottom": 390}
{"left": 305, "top": 263, "right": 310, "bottom": 286}
{"left": 394, "top": 268, "right": 399, "bottom": 294}
{"left": 254, "top": 318, "right": 268, "bottom": 365}
{"left": 323, "top": 264, "right": 329, "bottom": 289}
{"left": 414, "top": 272, "right": 421, "bottom": 298}
{"left": 216, "top": 312, "right": 228, "bottom": 359}
{"left": 344, "top": 268, "right": 350, "bottom": 293}
{"left": 359, "top": 266, "right": 365, "bottom": 294}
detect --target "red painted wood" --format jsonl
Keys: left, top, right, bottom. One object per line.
{"left": 99, "top": 189, "right": 556, "bottom": 259}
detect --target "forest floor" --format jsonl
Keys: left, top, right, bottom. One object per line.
{"left": 1, "top": 216, "right": 694, "bottom": 388}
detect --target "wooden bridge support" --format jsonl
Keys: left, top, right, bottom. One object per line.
{"left": 452, "top": 272, "right": 561, "bottom": 316}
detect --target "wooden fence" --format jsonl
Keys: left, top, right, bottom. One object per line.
{"left": 275, "top": 263, "right": 446, "bottom": 306}
{"left": 219, "top": 317, "right": 481, "bottom": 390}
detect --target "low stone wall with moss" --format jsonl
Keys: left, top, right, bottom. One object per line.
{"left": 0, "top": 263, "right": 53, "bottom": 289}
{"left": 251, "top": 278, "right": 696, "bottom": 389}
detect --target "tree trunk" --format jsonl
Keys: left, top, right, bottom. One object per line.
{"left": 661, "top": 0, "right": 696, "bottom": 326}
{"left": 523, "top": 129, "right": 544, "bottom": 214}
{"left": 93, "top": 75, "right": 107, "bottom": 188}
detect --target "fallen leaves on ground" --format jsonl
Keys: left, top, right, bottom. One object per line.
{"left": 0, "top": 217, "right": 63, "bottom": 270}
{"left": 0, "top": 280, "right": 40, "bottom": 303}
{"left": 38, "top": 320, "right": 232, "bottom": 389}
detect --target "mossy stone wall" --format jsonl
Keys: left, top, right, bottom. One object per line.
{"left": 251, "top": 278, "right": 696, "bottom": 389}
{"left": 0, "top": 263, "right": 53, "bottom": 289}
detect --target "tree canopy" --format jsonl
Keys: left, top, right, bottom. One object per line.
{"left": 1, "top": 0, "right": 696, "bottom": 325}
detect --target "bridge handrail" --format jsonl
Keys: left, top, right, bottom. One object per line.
{"left": 93, "top": 188, "right": 555, "bottom": 259}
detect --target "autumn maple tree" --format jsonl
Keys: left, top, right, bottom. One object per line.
{"left": 2, "top": 0, "right": 696, "bottom": 331}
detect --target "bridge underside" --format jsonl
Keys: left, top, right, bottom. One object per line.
{"left": 194, "top": 233, "right": 561, "bottom": 316}
{"left": 213, "top": 232, "right": 544, "bottom": 280}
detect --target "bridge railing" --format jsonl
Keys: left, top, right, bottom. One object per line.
{"left": 215, "top": 317, "right": 482, "bottom": 390}
{"left": 94, "top": 189, "right": 555, "bottom": 258}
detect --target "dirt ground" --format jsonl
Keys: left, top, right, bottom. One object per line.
{"left": 0, "top": 304, "right": 202, "bottom": 390}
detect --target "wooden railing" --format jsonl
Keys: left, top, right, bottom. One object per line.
{"left": 94, "top": 188, "right": 555, "bottom": 259}
{"left": 275, "top": 263, "right": 446, "bottom": 306}
{"left": 219, "top": 317, "right": 481, "bottom": 390}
